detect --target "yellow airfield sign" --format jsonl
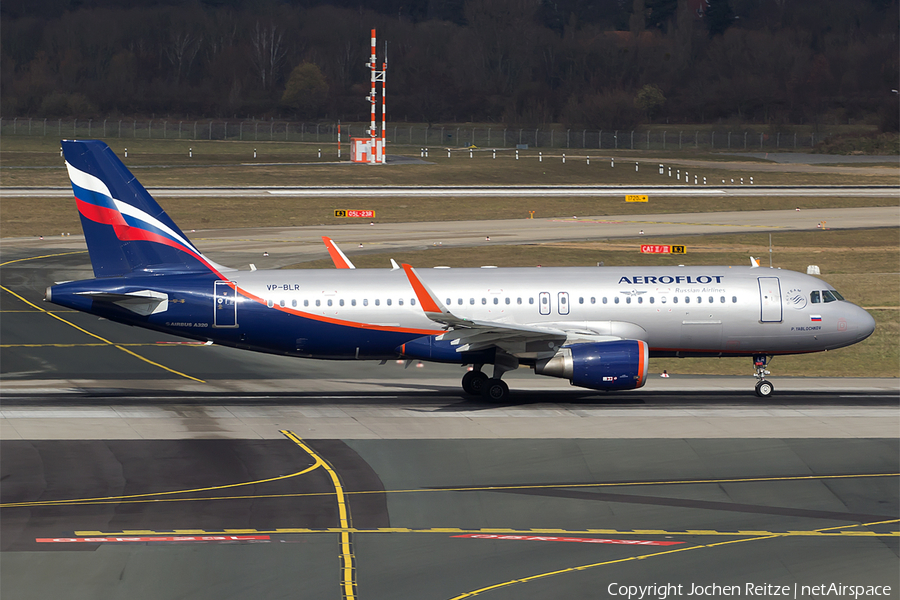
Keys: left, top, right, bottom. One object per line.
{"left": 626, "top": 195, "right": 648, "bottom": 202}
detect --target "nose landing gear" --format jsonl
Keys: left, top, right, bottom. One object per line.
{"left": 753, "top": 355, "right": 774, "bottom": 397}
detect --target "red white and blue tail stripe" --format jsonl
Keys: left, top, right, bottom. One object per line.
{"left": 62, "top": 140, "right": 230, "bottom": 278}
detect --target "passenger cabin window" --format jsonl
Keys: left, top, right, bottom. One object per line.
{"left": 280, "top": 300, "right": 285, "bottom": 307}
{"left": 517, "top": 298, "right": 522, "bottom": 305}
{"left": 292, "top": 299, "right": 297, "bottom": 308}
{"left": 673, "top": 297, "right": 678, "bottom": 304}
{"left": 315, "top": 299, "right": 321, "bottom": 307}
{"left": 649, "top": 297, "right": 654, "bottom": 304}
{"left": 339, "top": 299, "right": 344, "bottom": 307}
{"left": 363, "top": 299, "right": 368, "bottom": 306}
{"left": 351, "top": 299, "right": 356, "bottom": 306}
{"left": 591, "top": 297, "right": 596, "bottom": 304}
{"left": 458, "top": 298, "right": 463, "bottom": 305}
{"left": 481, "top": 298, "right": 487, "bottom": 305}
{"left": 470, "top": 298, "right": 475, "bottom": 305}
{"left": 578, "top": 297, "right": 584, "bottom": 304}
{"left": 387, "top": 299, "right": 392, "bottom": 306}
{"left": 411, "top": 299, "right": 416, "bottom": 306}
{"left": 638, "top": 297, "right": 643, "bottom": 304}
{"left": 505, "top": 298, "right": 510, "bottom": 305}
{"left": 375, "top": 299, "right": 380, "bottom": 306}
{"left": 603, "top": 297, "right": 608, "bottom": 304}
{"left": 446, "top": 298, "right": 451, "bottom": 305}
{"left": 304, "top": 300, "right": 309, "bottom": 307}
{"left": 398, "top": 299, "right": 403, "bottom": 306}
{"left": 327, "top": 299, "right": 333, "bottom": 307}
{"left": 626, "top": 297, "right": 631, "bottom": 304}
{"left": 720, "top": 296, "right": 725, "bottom": 303}
{"left": 732, "top": 296, "right": 737, "bottom": 303}
{"left": 614, "top": 297, "right": 619, "bottom": 304}
{"left": 493, "top": 298, "right": 499, "bottom": 305}
{"left": 529, "top": 298, "right": 534, "bottom": 305}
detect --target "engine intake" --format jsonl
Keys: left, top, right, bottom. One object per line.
{"left": 535, "top": 340, "right": 649, "bottom": 391}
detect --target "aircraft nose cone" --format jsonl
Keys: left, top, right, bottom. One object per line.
{"left": 857, "top": 308, "right": 876, "bottom": 341}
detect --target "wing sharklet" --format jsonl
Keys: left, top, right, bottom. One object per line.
{"left": 322, "top": 236, "right": 355, "bottom": 269}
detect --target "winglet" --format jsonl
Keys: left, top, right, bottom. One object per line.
{"left": 401, "top": 263, "right": 447, "bottom": 315}
{"left": 323, "top": 236, "right": 355, "bottom": 269}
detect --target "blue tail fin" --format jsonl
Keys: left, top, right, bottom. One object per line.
{"left": 62, "top": 140, "right": 227, "bottom": 278}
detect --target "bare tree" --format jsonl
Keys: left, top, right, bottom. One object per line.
{"left": 164, "top": 31, "right": 202, "bottom": 84}
{"left": 250, "top": 22, "right": 287, "bottom": 91}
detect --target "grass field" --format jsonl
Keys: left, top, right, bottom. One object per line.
{"left": 1, "top": 136, "right": 897, "bottom": 188}
{"left": 1, "top": 137, "right": 896, "bottom": 238}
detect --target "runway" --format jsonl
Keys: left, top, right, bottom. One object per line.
{"left": 3, "top": 184, "right": 899, "bottom": 198}
{"left": 2, "top": 227, "right": 898, "bottom": 599}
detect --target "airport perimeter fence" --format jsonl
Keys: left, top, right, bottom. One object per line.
{"left": 0, "top": 117, "right": 829, "bottom": 152}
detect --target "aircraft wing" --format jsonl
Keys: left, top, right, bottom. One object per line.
{"left": 402, "top": 263, "right": 573, "bottom": 355}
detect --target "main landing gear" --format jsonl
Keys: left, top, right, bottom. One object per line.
{"left": 753, "top": 354, "right": 774, "bottom": 397}
{"left": 462, "top": 355, "right": 517, "bottom": 402}
{"left": 461, "top": 368, "right": 489, "bottom": 395}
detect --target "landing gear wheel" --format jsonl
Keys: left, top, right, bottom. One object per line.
{"left": 462, "top": 370, "right": 489, "bottom": 396}
{"left": 482, "top": 379, "right": 510, "bottom": 403}
{"left": 755, "top": 380, "right": 774, "bottom": 397}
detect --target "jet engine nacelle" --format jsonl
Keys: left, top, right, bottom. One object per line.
{"left": 534, "top": 340, "right": 649, "bottom": 391}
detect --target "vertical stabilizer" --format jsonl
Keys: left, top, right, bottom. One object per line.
{"left": 62, "top": 139, "right": 226, "bottom": 278}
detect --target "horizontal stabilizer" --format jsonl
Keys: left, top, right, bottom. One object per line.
{"left": 76, "top": 289, "right": 168, "bottom": 316}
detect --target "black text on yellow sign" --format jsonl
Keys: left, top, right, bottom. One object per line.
{"left": 625, "top": 195, "right": 648, "bottom": 203}
{"left": 641, "top": 245, "right": 687, "bottom": 254}
{"left": 334, "top": 210, "right": 375, "bottom": 218}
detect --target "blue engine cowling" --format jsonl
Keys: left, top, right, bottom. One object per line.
{"left": 397, "top": 335, "right": 496, "bottom": 365}
{"left": 534, "top": 340, "right": 649, "bottom": 391}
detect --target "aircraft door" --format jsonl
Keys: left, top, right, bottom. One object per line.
{"left": 539, "top": 292, "right": 551, "bottom": 316}
{"left": 214, "top": 281, "right": 238, "bottom": 327}
{"left": 558, "top": 292, "right": 569, "bottom": 315}
{"left": 758, "top": 277, "right": 782, "bottom": 322}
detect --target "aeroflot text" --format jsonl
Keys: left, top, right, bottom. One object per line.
{"left": 607, "top": 583, "right": 892, "bottom": 599}
{"left": 618, "top": 275, "right": 724, "bottom": 285}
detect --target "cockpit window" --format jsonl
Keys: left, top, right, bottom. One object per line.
{"left": 810, "top": 291, "right": 821, "bottom": 304}
{"left": 822, "top": 290, "right": 839, "bottom": 303}
{"left": 829, "top": 289, "right": 844, "bottom": 301}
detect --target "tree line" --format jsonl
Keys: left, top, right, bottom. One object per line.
{"left": 1, "top": 0, "right": 897, "bottom": 131}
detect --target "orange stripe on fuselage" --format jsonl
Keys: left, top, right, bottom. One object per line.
{"left": 232, "top": 285, "right": 439, "bottom": 336}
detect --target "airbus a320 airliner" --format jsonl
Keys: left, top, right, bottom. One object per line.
{"left": 45, "top": 140, "right": 876, "bottom": 401}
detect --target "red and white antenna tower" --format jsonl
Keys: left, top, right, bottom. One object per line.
{"left": 370, "top": 29, "right": 387, "bottom": 164}
{"left": 353, "top": 29, "right": 387, "bottom": 164}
